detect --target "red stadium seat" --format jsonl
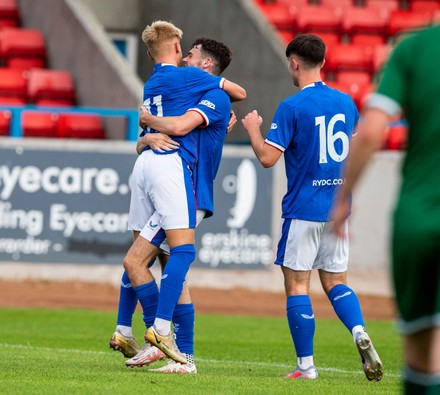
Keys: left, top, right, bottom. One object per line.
{"left": 21, "top": 111, "right": 59, "bottom": 138}
{"left": 0, "top": 28, "right": 46, "bottom": 69}
{"left": 433, "top": 8, "right": 440, "bottom": 24}
{"left": 335, "top": 71, "right": 371, "bottom": 86}
{"left": 366, "top": 0, "right": 400, "bottom": 13}
{"left": 325, "top": 43, "right": 374, "bottom": 73}
{"left": 0, "top": 109, "right": 11, "bottom": 135}
{"left": 57, "top": 113, "right": 105, "bottom": 139}
{"left": 411, "top": 1, "right": 440, "bottom": 13}
{"left": 319, "top": 0, "right": 354, "bottom": 7}
{"left": 330, "top": 73, "right": 372, "bottom": 109}
{"left": 342, "top": 6, "right": 390, "bottom": 36}
{"left": 276, "top": 0, "right": 309, "bottom": 5}
{"left": 0, "top": 96, "right": 25, "bottom": 104}
{"left": 278, "top": 30, "right": 295, "bottom": 45}
{"left": 295, "top": 5, "right": 343, "bottom": 33}
{"left": 27, "top": 69, "right": 76, "bottom": 106}
{"left": 350, "top": 34, "right": 385, "bottom": 47}
{"left": 0, "top": 0, "right": 19, "bottom": 28}
{"left": 0, "top": 67, "right": 27, "bottom": 104}
{"left": 308, "top": 31, "right": 340, "bottom": 47}
{"left": 387, "top": 10, "right": 432, "bottom": 37}
{"left": 257, "top": 3, "right": 296, "bottom": 31}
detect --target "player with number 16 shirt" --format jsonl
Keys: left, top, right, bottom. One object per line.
{"left": 242, "top": 34, "right": 383, "bottom": 382}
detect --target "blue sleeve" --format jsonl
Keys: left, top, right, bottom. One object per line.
{"left": 266, "top": 101, "right": 295, "bottom": 150}
{"left": 191, "top": 89, "right": 230, "bottom": 127}
{"left": 185, "top": 67, "right": 223, "bottom": 95}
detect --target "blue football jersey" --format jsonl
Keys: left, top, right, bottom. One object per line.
{"left": 190, "top": 89, "right": 231, "bottom": 218}
{"left": 142, "top": 64, "right": 225, "bottom": 166}
{"left": 266, "top": 82, "right": 359, "bottom": 221}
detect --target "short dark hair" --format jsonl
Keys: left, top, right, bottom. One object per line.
{"left": 285, "top": 34, "right": 326, "bottom": 68}
{"left": 191, "top": 36, "right": 232, "bottom": 75}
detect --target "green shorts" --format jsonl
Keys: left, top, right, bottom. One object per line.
{"left": 392, "top": 224, "right": 440, "bottom": 334}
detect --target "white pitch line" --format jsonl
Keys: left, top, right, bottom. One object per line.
{"left": 0, "top": 343, "right": 401, "bottom": 378}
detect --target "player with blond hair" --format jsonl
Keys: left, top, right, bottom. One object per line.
{"left": 120, "top": 20, "right": 245, "bottom": 366}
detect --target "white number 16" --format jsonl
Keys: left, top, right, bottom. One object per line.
{"left": 316, "top": 114, "right": 349, "bottom": 164}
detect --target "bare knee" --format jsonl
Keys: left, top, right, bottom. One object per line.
{"left": 319, "top": 270, "right": 347, "bottom": 295}
{"left": 281, "top": 266, "right": 311, "bottom": 296}
{"left": 123, "top": 251, "right": 136, "bottom": 274}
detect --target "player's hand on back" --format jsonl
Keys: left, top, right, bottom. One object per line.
{"left": 146, "top": 132, "right": 180, "bottom": 153}
{"left": 227, "top": 110, "right": 237, "bottom": 134}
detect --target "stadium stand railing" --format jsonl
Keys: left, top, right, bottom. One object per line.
{"left": 0, "top": 105, "right": 139, "bottom": 140}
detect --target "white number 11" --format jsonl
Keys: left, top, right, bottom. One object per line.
{"left": 143, "top": 95, "right": 163, "bottom": 132}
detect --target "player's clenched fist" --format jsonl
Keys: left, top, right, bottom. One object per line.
{"left": 241, "top": 110, "right": 263, "bottom": 134}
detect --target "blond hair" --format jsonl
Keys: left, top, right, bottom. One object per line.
{"left": 142, "top": 20, "right": 183, "bottom": 58}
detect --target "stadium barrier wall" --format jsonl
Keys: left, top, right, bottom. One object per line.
{"left": 0, "top": 138, "right": 402, "bottom": 296}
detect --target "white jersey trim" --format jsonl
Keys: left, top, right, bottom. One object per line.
{"left": 187, "top": 108, "right": 209, "bottom": 126}
{"left": 219, "top": 77, "right": 226, "bottom": 89}
{"left": 265, "top": 139, "right": 285, "bottom": 152}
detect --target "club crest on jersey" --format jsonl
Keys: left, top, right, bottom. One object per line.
{"left": 270, "top": 123, "right": 278, "bottom": 130}
{"left": 199, "top": 99, "right": 215, "bottom": 109}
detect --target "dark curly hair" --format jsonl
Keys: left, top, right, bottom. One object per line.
{"left": 191, "top": 36, "right": 232, "bottom": 75}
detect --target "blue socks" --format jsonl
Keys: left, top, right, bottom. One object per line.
{"left": 328, "top": 284, "right": 365, "bottom": 333}
{"left": 133, "top": 280, "right": 159, "bottom": 328}
{"left": 156, "top": 244, "right": 195, "bottom": 321}
{"left": 173, "top": 303, "right": 195, "bottom": 355}
{"left": 286, "top": 295, "right": 315, "bottom": 358}
{"left": 116, "top": 271, "right": 138, "bottom": 327}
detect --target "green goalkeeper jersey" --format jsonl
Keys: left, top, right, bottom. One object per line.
{"left": 368, "top": 25, "right": 440, "bottom": 232}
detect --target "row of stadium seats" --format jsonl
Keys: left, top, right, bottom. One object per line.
{"left": 0, "top": 68, "right": 76, "bottom": 106}
{"left": 325, "top": 43, "right": 392, "bottom": 75}
{"left": 257, "top": 2, "right": 439, "bottom": 39}
{"left": 257, "top": 0, "right": 439, "bottom": 13}
{"left": 255, "top": 0, "right": 419, "bottom": 150}
{"left": 0, "top": 0, "right": 108, "bottom": 139}
{"left": 0, "top": 0, "right": 20, "bottom": 28}
{"left": 0, "top": 28, "right": 46, "bottom": 69}
{"left": 0, "top": 110, "right": 105, "bottom": 139}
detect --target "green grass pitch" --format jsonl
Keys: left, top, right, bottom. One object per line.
{"left": 0, "top": 308, "right": 402, "bottom": 394}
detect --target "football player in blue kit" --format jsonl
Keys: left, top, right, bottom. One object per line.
{"left": 242, "top": 34, "right": 383, "bottom": 381}
{"left": 111, "top": 30, "right": 244, "bottom": 372}
{"left": 122, "top": 21, "right": 245, "bottom": 365}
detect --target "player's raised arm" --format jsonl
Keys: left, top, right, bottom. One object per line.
{"left": 222, "top": 79, "right": 246, "bottom": 102}
{"left": 242, "top": 110, "right": 282, "bottom": 168}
